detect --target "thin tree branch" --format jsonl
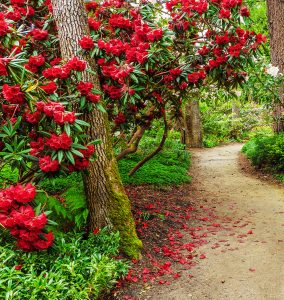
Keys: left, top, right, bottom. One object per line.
{"left": 128, "top": 112, "right": 168, "bottom": 176}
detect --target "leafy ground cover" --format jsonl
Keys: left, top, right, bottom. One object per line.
{"left": 0, "top": 229, "right": 128, "bottom": 300}
{"left": 117, "top": 129, "right": 191, "bottom": 185}
{"left": 242, "top": 132, "right": 284, "bottom": 180}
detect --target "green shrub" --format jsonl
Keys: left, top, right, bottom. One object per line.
{"left": 242, "top": 133, "right": 284, "bottom": 172}
{"left": 201, "top": 101, "right": 270, "bottom": 147}
{"left": 0, "top": 229, "right": 128, "bottom": 300}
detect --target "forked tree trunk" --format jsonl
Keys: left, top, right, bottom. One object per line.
{"left": 184, "top": 100, "right": 203, "bottom": 148}
{"left": 267, "top": 0, "right": 284, "bottom": 133}
{"left": 51, "top": 0, "right": 142, "bottom": 258}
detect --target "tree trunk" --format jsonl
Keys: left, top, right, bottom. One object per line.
{"left": 267, "top": 0, "right": 284, "bottom": 133}
{"left": 232, "top": 100, "right": 240, "bottom": 119}
{"left": 51, "top": 0, "right": 142, "bottom": 258}
{"left": 184, "top": 100, "right": 203, "bottom": 148}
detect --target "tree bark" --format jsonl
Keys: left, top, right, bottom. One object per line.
{"left": 267, "top": 0, "right": 284, "bottom": 133}
{"left": 116, "top": 126, "right": 146, "bottom": 161}
{"left": 184, "top": 100, "right": 203, "bottom": 148}
{"left": 51, "top": 0, "right": 142, "bottom": 258}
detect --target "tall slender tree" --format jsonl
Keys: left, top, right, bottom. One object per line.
{"left": 267, "top": 0, "right": 284, "bottom": 132}
{"left": 51, "top": 0, "right": 142, "bottom": 258}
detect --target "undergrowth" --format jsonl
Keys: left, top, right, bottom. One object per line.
{"left": 0, "top": 229, "right": 128, "bottom": 300}
{"left": 242, "top": 132, "right": 284, "bottom": 177}
{"left": 117, "top": 128, "right": 191, "bottom": 185}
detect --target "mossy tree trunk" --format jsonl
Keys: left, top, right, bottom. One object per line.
{"left": 267, "top": 0, "right": 284, "bottom": 133}
{"left": 51, "top": 0, "right": 142, "bottom": 258}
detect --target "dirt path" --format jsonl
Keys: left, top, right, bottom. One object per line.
{"left": 146, "top": 143, "right": 284, "bottom": 300}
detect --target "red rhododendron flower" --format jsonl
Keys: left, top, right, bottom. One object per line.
{"left": 29, "top": 55, "right": 45, "bottom": 67}
{"left": 46, "top": 132, "right": 73, "bottom": 150}
{"left": 2, "top": 84, "right": 25, "bottom": 104}
{"left": 0, "top": 58, "right": 8, "bottom": 76}
{"left": 24, "top": 110, "right": 41, "bottom": 124}
{"left": 67, "top": 57, "right": 87, "bottom": 71}
{"left": 87, "top": 93, "right": 101, "bottom": 103}
{"left": 31, "top": 28, "right": 49, "bottom": 40}
{"left": 88, "top": 18, "right": 101, "bottom": 30}
{"left": 77, "top": 81, "right": 93, "bottom": 95}
{"left": 240, "top": 6, "right": 250, "bottom": 17}
{"left": 39, "top": 156, "right": 60, "bottom": 172}
{"left": 114, "top": 112, "right": 126, "bottom": 125}
{"left": 11, "top": 0, "right": 26, "bottom": 5}
{"left": 0, "top": 192, "right": 14, "bottom": 211}
{"left": 53, "top": 111, "right": 76, "bottom": 125}
{"left": 0, "top": 20, "right": 10, "bottom": 37}
{"left": 41, "top": 81, "right": 57, "bottom": 94}
{"left": 9, "top": 183, "right": 37, "bottom": 203}
{"left": 79, "top": 35, "right": 94, "bottom": 49}
{"left": 228, "top": 44, "right": 242, "bottom": 57}
{"left": 25, "top": 213, "right": 47, "bottom": 230}
{"left": 79, "top": 144, "right": 95, "bottom": 158}
{"left": 33, "top": 232, "right": 54, "bottom": 250}
{"left": 219, "top": 9, "right": 231, "bottom": 19}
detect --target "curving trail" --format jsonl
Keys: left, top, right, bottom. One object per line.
{"left": 147, "top": 143, "right": 284, "bottom": 300}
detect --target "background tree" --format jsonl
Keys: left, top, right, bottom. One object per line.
{"left": 267, "top": 0, "right": 284, "bottom": 132}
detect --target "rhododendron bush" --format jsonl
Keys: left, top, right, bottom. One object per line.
{"left": 0, "top": 0, "right": 265, "bottom": 251}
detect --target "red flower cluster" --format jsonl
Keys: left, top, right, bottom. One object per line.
{"left": 88, "top": 18, "right": 101, "bottom": 30}
{"left": 114, "top": 112, "right": 127, "bottom": 125}
{"left": 79, "top": 36, "right": 94, "bottom": 50}
{"left": 187, "top": 71, "right": 206, "bottom": 84}
{"left": 46, "top": 132, "right": 73, "bottom": 150}
{"left": 77, "top": 81, "right": 101, "bottom": 103}
{"left": 0, "top": 19, "right": 10, "bottom": 37}
{"left": 68, "top": 144, "right": 95, "bottom": 171}
{"left": 41, "top": 81, "right": 57, "bottom": 94}
{"left": 31, "top": 28, "right": 49, "bottom": 40}
{"left": 43, "top": 57, "right": 86, "bottom": 79}
{"left": 25, "top": 54, "right": 46, "bottom": 73}
{"left": 0, "top": 183, "right": 54, "bottom": 251}
{"left": 39, "top": 155, "right": 59, "bottom": 172}
{"left": 35, "top": 100, "right": 76, "bottom": 125}
{"left": 2, "top": 84, "right": 25, "bottom": 104}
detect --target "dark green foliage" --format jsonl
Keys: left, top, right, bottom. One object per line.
{"left": 0, "top": 229, "right": 129, "bottom": 300}
{"left": 242, "top": 133, "right": 284, "bottom": 172}
{"left": 36, "top": 173, "right": 87, "bottom": 230}
{"left": 0, "top": 164, "right": 18, "bottom": 188}
{"left": 38, "top": 172, "right": 82, "bottom": 194}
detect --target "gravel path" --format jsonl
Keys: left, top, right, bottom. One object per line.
{"left": 147, "top": 143, "right": 284, "bottom": 300}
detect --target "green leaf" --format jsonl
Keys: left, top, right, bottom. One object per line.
{"left": 75, "top": 119, "right": 90, "bottom": 127}
{"left": 58, "top": 150, "right": 64, "bottom": 163}
{"left": 72, "top": 143, "right": 88, "bottom": 150}
{"left": 64, "top": 123, "right": 71, "bottom": 136}
{"left": 71, "top": 149, "right": 84, "bottom": 158}
{"left": 89, "top": 139, "right": 101, "bottom": 145}
{"left": 96, "top": 103, "right": 107, "bottom": 113}
{"left": 66, "top": 151, "right": 75, "bottom": 165}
